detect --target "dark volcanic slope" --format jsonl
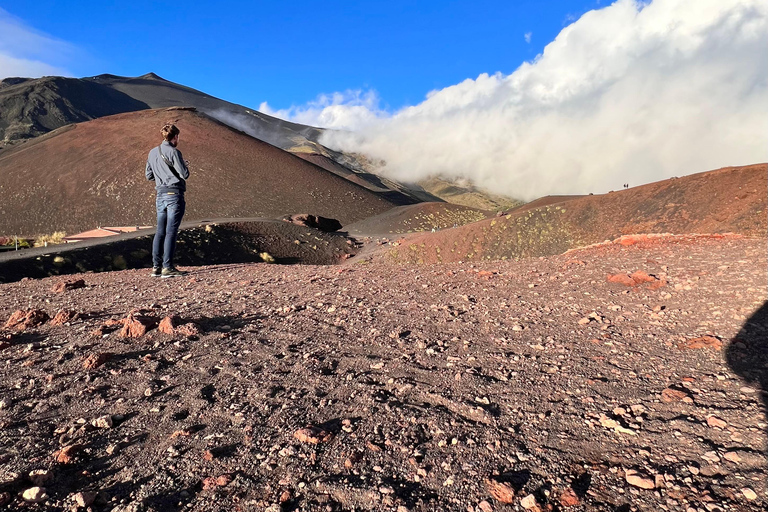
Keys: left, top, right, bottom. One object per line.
{"left": 378, "top": 164, "right": 768, "bottom": 264}
{"left": 0, "top": 77, "right": 149, "bottom": 145}
{"left": 0, "top": 108, "right": 400, "bottom": 235}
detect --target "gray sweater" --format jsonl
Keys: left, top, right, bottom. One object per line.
{"left": 145, "top": 141, "right": 190, "bottom": 193}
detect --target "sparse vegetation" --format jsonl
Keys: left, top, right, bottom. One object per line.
{"left": 33, "top": 231, "right": 67, "bottom": 247}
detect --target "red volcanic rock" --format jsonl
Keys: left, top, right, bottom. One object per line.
{"left": 559, "top": 488, "right": 580, "bottom": 507}
{"left": 158, "top": 315, "right": 200, "bottom": 336}
{"left": 51, "top": 279, "right": 86, "bottom": 293}
{"left": 607, "top": 274, "right": 636, "bottom": 287}
{"left": 82, "top": 352, "right": 112, "bottom": 370}
{"left": 661, "top": 387, "right": 693, "bottom": 403}
{"left": 50, "top": 309, "right": 80, "bottom": 326}
{"left": 158, "top": 315, "right": 180, "bottom": 334}
{"left": 485, "top": 478, "right": 515, "bottom": 504}
{"left": 679, "top": 335, "right": 722, "bottom": 350}
{"left": 294, "top": 425, "right": 334, "bottom": 444}
{"left": 119, "top": 313, "right": 156, "bottom": 338}
{"left": 54, "top": 444, "right": 82, "bottom": 464}
{"left": 4, "top": 309, "right": 49, "bottom": 330}
{"left": 630, "top": 271, "right": 656, "bottom": 284}
{"left": 607, "top": 271, "right": 664, "bottom": 288}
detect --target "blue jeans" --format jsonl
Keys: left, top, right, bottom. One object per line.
{"left": 152, "top": 192, "right": 185, "bottom": 269}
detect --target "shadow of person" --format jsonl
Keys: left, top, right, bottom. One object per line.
{"left": 726, "top": 300, "right": 768, "bottom": 485}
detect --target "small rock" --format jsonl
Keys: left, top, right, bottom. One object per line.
{"left": 559, "top": 488, "right": 580, "bottom": 507}
{"left": 485, "top": 478, "right": 515, "bottom": 504}
{"left": 625, "top": 469, "right": 655, "bottom": 489}
{"left": 706, "top": 416, "right": 727, "bottom": 429}
{"left": 215, "top": 474, "right": 233, "bottom": 486}
{"left": 661, "top": 387, "right": 692, "bottom": 403}
{"left": 119, "top": 313, "right": 156, "bottom": 338}
{"left": 51, "top": 279, "right": 86, "bottom": 293}
{"left": 520, "top": 494, "right": 540, "bottom": 510}
{"left": 679, "top": 335, "right": 722, "bottom": 350}
{"left": 50, "top": 309, "right": 80, "bottom": 326}
{"left": 82, "top": 352, "right": 112, "bottom": 370}
{"left": 478, "top": 500, "right": 494, "bottom": 512}
{"left": 577, "top": 317, "right": 591, "bottom": 325}
{"left": 28, "top": 469, "right": 52, "bottom": 486}
{"left": 4, "top": 309, "right": 49, "bottom": 331}
{"left": 723, "top": 451, "right": 741, "bottom": 463}
{"left": 92, "top": 415, "right": 113, "bottom": 429}
{"left": 22, "top": 486, "right": 48, "bottom": 503}
{"left": 74, "top": 491, "right": 97, "bottom": 507}
{"left": 742, "top": 487, "right": 757, "bottom": 500}
{"left": 54, "top": 444, "right": 81, "bottom": 464}
{"left": 279, "top": 490, "right": 292, "bottom": 503}
{"left": 294, "top": 425, "right": 333, "bottom": 444}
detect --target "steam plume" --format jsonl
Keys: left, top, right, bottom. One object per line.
{"left": 265, "top": 0, "right": 768, "bottom": 199}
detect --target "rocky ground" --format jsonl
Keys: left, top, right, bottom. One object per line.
{"left": 0, "top": 235, "right": 765, "bottom": 512}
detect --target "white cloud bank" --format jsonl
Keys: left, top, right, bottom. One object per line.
{"left": 264, "top": 0, "right": 768, "bottom": 199}
{"left": 0, "top": 8, "right": 74, "bottom": 79}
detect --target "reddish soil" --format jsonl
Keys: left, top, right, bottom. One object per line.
{"left": 0, "top": 108, "right": 400, "bottom": 236}
{"left": 0, "top": 236, "right": 765, "bottom": 511}
{"left": 376, "top": 164, "right": 767, "bottom": 264}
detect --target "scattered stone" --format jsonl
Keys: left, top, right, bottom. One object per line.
{"left": 559, "top": 488, "right": 580, "bottom": 507}
{"left": 679, "top": 335, "right": 722, "bottom": 350}
{"left": 158, "top": 315, "right": 179, "bottom": 334}
{"left": 520, "top": 494, "right": 540, "bottom": 510}
{"left": 22, "top": 486, "right": 48, "bottom": 503}
{"left": 625, "top": 469, "right": 655, "bottom": 489}
{"left": 485, "top": 478, "right": 515, "bottom": 504}
{"left": 706, "top": 416, "right": 727, "bottom": 429}
{"left": 294, "top": 425, "right": 333, "bottom": 444}
{"left": 28, "top": 469, "right": 52, "bottom": 486}
{"left": 119, "top": 313, "right": 156, "bottom": 338}
{"left": 478, "top": 500, "right": 493, "bottom": 512}
{"left": 158, "top": 315, "right": 200, "bottom": 336}
{"left": 279, "top": 490, "right": 292, "bottom": 503}
{"left": 661, "top": 387, "right": 693, "bottom": 403}
{"left": 82, "top": 353, "right": 112, "bottom": 370}
{"left": 51, "top": 279, "right": 86, "bottom": 293}
{"left": 4, "top": 309, "right": 49, "bottom": 330}
{"left": 216, "top": 474, "right": 233, "bottom": 486}
{"left": 54, "top": 444, "right": 82, "bottom": 464}
{"left": 741, "top": 488, "right": 757, "bottom": 501}
{"left": 74, "top": 491, "right": 98, "bottom": 507}
{"left": 606, "top": 274, "right": 636, "bottom": 287}
{"left": 723, "top": 451, "right": 742, "bottom": 463}
{"left": 92, "top": 415, "right": 114, "bottom": 429}
{"left": 50, "top": 309, "right": 80, "bottom": 326}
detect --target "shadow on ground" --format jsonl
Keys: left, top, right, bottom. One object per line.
{"left": 726, "top": 301, "right": 768, "bottom": 487}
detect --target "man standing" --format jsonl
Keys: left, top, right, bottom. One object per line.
{"left": 145, "top": 123, "right": 190, "bottom": 278}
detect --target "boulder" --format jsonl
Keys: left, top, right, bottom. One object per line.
{"left": 283, "top": 214, "right": 342, "bottom": 232}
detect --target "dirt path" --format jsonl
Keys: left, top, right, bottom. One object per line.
{"left": 0, "top": 236, "right": 765, "bottom": 511}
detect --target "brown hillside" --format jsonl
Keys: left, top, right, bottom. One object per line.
{"left": 0, "top": 108, "right": 401, "bottom": 236}
{"left": 380, "top": 164, "right": 767, "bottom": 263}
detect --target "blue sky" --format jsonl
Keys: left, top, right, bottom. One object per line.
{"left": 1, "top": 0, "right": 601, "bottom": 110}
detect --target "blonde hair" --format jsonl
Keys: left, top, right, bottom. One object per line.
{"left": 161, "top": 123, "right": 180, "bottom": 141}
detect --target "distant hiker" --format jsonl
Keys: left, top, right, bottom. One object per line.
{"left": 145, "top": 123, "right": 190, "bottom": 278}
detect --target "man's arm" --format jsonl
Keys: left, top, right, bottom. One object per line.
{"left": 173, "top": 150, "right": 190, "bottom": 180}
{"left": 145, "top": 159, "right": 155, "bottom": 181}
